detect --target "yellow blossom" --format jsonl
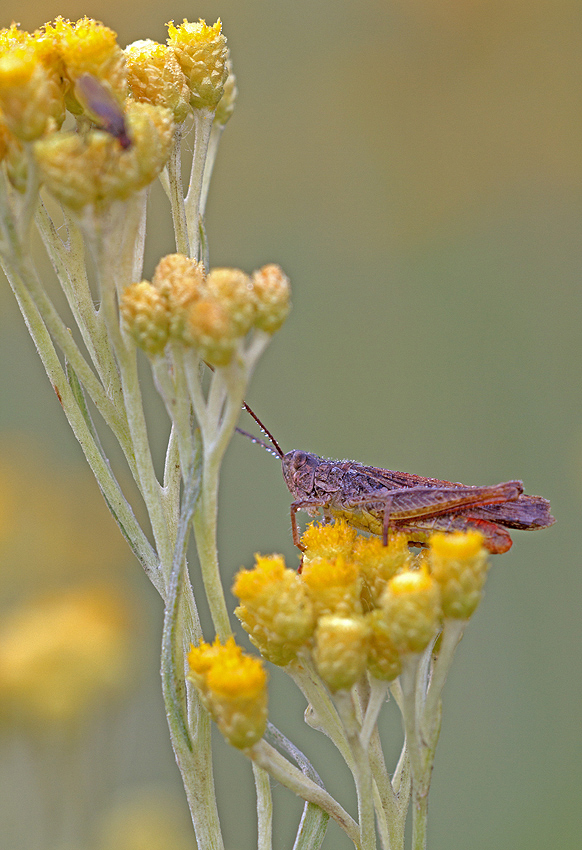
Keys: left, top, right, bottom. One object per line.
{"left": 233, "top": 554, "right": 315, "bottom": 665}
{"left": 313, "top": 614, "right": 370, "bottom": 692}
{"left": 300, "top": 555, "right": 363, "bottom": 618}
{"left": 206, "top": 267, "right": 256, "bottom": 336}
{"left": 366, "top": 609, "right": 402, "bottom": 681}
{"left": 120, "top": 281, "right": 170, "bottom": 356}
{"left": 381, "top": 568, "right": 442, "bottom": 654}
{"left": 34, "top": 101, "right": 173, "bottom": 210}
{"left": 183, "top": 296, "right": 237, "bottom": 366}
{"left": 0, "top": 587, "right": 131, "bottom": 726}
{"left": 188, "top": 637, "right": 267, "bottom": 749}
{"left": 0, "top": 40, "right": 65, "bottom": 140}
{"left": 46, "top": 17, "right": 127, "bottom": 107}
{"left": 429, "top": 531, "right": 489, "bottom": 619}
{"left": 151, "top": 253, "right": 207, "bottom": 341}
{"left": 125, "top": 39, "right": 191, "bottom": 124}
{"left": 251, "top": 264, "right": 291, "bottom": 333}
{"left": 353, "top": 533, "right": 412, "bottom": 609}
{"left": 300, "top": 519, "right": 358, "bottom": 567}
{"left": 167, "top": 19, "right": 228, "bottom": 111}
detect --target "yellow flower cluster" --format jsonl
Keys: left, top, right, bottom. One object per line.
{"left": 0, "top": 16, "right": 232, "bottom": 206}
{"left": 234, "top": 523, "right": 490, "bottom": 692}
{"left": 187, "top": 637, "right": 267, "bottom": 749}
{"left": 120, "top": 254, "right": 291, "bottom": 364}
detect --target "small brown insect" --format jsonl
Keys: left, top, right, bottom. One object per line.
{"left": 238, "top": 404, "right": 554, "bottom": 554}
{"left": 74, "top": 73, "right": 132, "bottom": 149}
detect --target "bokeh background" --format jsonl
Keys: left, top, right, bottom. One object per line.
{"left": 1, "top": 1, "right": 580, "bottom": 848}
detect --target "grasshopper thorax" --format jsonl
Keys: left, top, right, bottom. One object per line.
{"left": 282, "top": 450, "right": 319, "bottom": 499}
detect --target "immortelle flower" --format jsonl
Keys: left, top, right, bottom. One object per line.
{"left": 34, "top": 100, "right": 174, "bottom": 210}
{"left": 0, "top": 36, "right": 65, "bottom": 140}
{"left": 125, "top": 38, "right": 191, "bottom": 124}
{"left": 428, "top": 530, "right": 489, "bottom": 619}
{"left": 380, "top": 567, "right": 442, "bottom": 655}
{"left": 313, "top": 613, "right": 370, "bottom": 692}
{"left": 233, "top": 554, "right": 315, "bottom": 665}
{"left": 187, "top": 637, "right": 267, "bottom": 749}
{"left": 167, "top": 19, "right": 229, "bottom": 111}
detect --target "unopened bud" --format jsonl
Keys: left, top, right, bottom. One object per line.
{"left": 313, "top": 614, "right": 369, "bottom": 692}
{"left": 366, "top": 609, "right": 402, "bottom": 681}
{"left": 429, "top": 532, "right": 489, "bottom": 619}
{"left": 251, "top": 264, "right": 291, "bottom": 333}
{"left": 125, "top": 39, "right": 191, "bottom": 124}
{"left": 120, "top": 281, "right": 169, "bottom": 356}
{"left": 167, "top": 19, "right": 228, "bottom": 111}
{"left": 301, "top": 555, "right": 362, "bottom": 618}
{"left": 206, "top": 267, "right": 256, "bottom": 336}
{"left": 233, "top": 554, "right": 315, "bottom": 666}
{"left": 188, "top": 637, "right": 267, "bottom": 749}
{"left": 381, "top": 568, "right": 441, "bottom": 654}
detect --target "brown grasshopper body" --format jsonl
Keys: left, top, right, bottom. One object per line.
{"left": 239, "top": 405, "right": 555, "bottom": 554}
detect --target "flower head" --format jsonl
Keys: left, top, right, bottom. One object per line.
{"left": 120, "top": 281, "right": 170, "bottom": 356}
{"left": 234, "top": 554, "right": 315, "bottom": 665}
{"left": 0, "top": 35, "right": 65, "bottom": 140}
{"left": 167, "top": 19, "right": 228, "bottom": 111}
{"left": 125, "top": 39, "right": 191, "bottom": 124}
{"left": 428, "top": 531, "right": 489, "bottom": 619}
{"left": 313, "top": 614, "right": 370, "bottom": 691}
{"left": 251, "top": 264, "right": 291, "bottom": 333}
{"left": 380, "top": 567, "right": 442, "bottom": 654}
{"left": 188, "top": 637, "right": 267, "bottom": 748}
{"left": 300, "top": 555, "right": 363, "bottom": 618}
{"left": 34, "top": 101, "right": 173, "bottom": 210}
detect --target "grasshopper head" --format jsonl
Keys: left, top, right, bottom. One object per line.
{"left": 282, "top": 450, "right": 318, "bottom": 498}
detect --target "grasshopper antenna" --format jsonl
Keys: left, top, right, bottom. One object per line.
{"left": 238, "top": 401, "right": 285, "bottom": 459}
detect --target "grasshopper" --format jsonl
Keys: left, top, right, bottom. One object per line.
{"left": 238, "top": 404, "right": 554, "bottom": 554}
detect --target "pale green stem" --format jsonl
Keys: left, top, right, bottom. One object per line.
{"left": 422, "top": 619, "right": 466, "bottom": 746}
{"left": 152, "top": 354, "right": 193, "bottom": 475}
{"left": 164, "top": 126, "right": 190, "bottom": 256}
{"left": 249, "top": 740, "right": 361, "bottom": 849}
{"left": 289, "top": 660, "right": 355, "bottom": 772}
{"left": 89, "top": 224, "right": 174, "bottom": 571}
{"left": 1, "top": 259, "right": 162, "bottom": 593}
{"left": 35, "top": 200, "right": 124, "bottom": 405}
{"left": 253, "top": 762, "right": 273, "bottom": 850}
{"left": 335, "top": 691, "right": 377, "bottom": 850}
{"left": 199, "top": 120, "right": 225, "bottom": 218}
{"left": 360, "top": 679, "right": 389, "bottom": 751}
{"left": 184, "top": 107, "right": 214, "bottom": 260}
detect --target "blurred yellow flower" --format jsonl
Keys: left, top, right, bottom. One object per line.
{"left": 0, "top": 586, "right": 132, "bottom": 725}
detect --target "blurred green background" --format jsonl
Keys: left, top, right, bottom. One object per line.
{"left": 1, "top": 1, "right": 580, "bottom": 848}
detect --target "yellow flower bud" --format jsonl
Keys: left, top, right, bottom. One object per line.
{"left": 381, "top": 568, "right": 441, "bottom": 654}
{"left": 0, "top": 41, "right": 65, "bottom": 140}
{"left": 366, "top": 609, "right": 402, "bottom": 681}
{"left": 233, "top": 554, "right": 315, "bottom": 666}
{"left": 428, "top": 532, "right": 489, "bottom": 619}
{"left": 353, "top": 533, "right": 412, "bottom": 610}
{"left": 188, "top": 637, "right": 267, "bottom": 749}
{"left": 251, "top": 264, "right": 291, "bottom": 333}
{"left": 120, "top": 281, "right": 169, "bottom": 356}
{"left": 300, "top": 519, "right": 358, "bottom": 568}
{"left": 152, "top": 253, "right": 206, "bottom": 341}
{"left": 47, "top": 17, "right": 127, "bottom": 106}
{"left": 34, "top": 101, "right": 173, "bottom": 210}
{"left": 313, "top": 614, "right": 370, "bottom": 692}
{"left": 214, "top": 56, "right": 237, "bottom": 127}
{"left": 183, "top": 296, "right": 237, "bottom": 366}
{"left": 301, "top": 555, "right": 362, "bottom": 618}
{"left": 125, "top": 39, "right": 191, "bottom": 124}
{"left": 205, "top": 267, "right": 256, "bottom": 336}
{"left": 167, "top": 19, "right": 228, "bottom": 111}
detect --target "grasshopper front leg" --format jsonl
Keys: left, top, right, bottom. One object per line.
{"left": 290, "top": 497, "right": 333, "bottom": 550}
